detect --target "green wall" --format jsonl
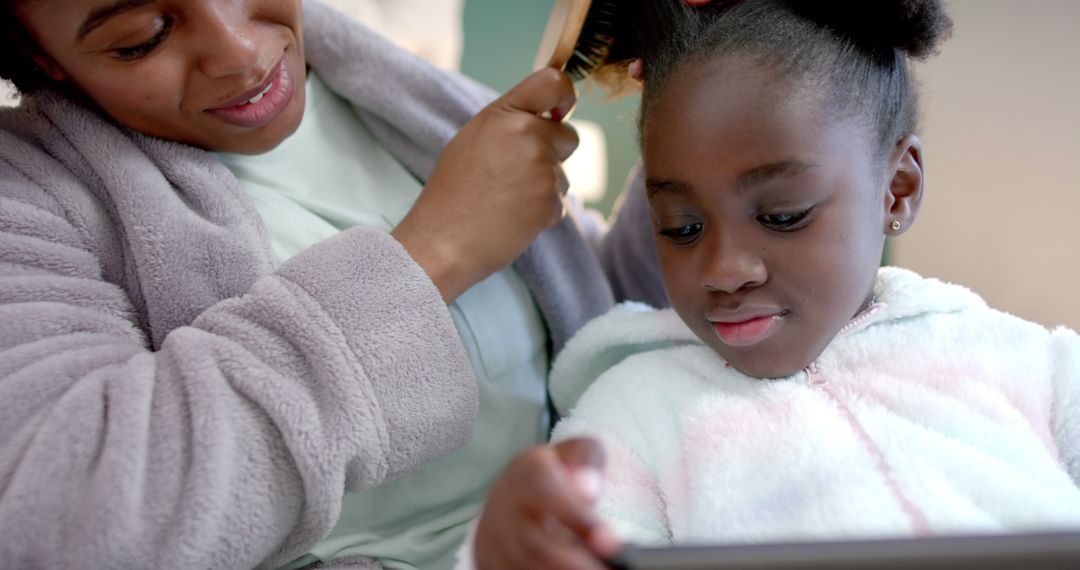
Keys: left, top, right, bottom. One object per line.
{"left": 460, "top": 0, "right": 641, "bottom": 216}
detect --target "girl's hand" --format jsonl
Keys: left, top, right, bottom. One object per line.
{"left": 474, "top": 438, "right": 621, "bottom": 570}
{"left": 392, "top": 68, "right": 579, "bottom": 304}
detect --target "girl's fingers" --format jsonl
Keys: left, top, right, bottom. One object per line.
{"left": 517, "top": 518, "right": 612, "bottom": 570}
{"left": 552, "top": 438, "right": 606, "bottom": 487}
{"left": 507, "top": 448, "right": 600, "bottom": 538}
{"left": 587, "top": 519, "right": 623, "bottom": 560}
{"left": 475, "top": 441, "right": 618, "bottom": 569}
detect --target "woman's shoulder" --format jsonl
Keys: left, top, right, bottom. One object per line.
{"left": 0, "top": 96, "right": 81, "bottom": 219}
{"left": 0, "top": 92, "right": 155, "bottom": 236}
{"left": 0, "top": 98, "right": 50, "bottom": 161}
{"left": 0, "top": 90, "right": 80, "bottom": 139}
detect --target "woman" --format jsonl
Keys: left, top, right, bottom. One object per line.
{"left": 0, "top": 1, "right": 661, "bottom": 568}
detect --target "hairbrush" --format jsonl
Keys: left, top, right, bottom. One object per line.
{"left": 534, "top": 0, "right": 620, "bottom": 81}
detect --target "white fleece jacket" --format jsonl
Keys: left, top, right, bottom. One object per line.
{"left": 549, "top": 267, "right": 1080, "bottom": 545}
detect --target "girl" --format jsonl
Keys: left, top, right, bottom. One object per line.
{"left": 0, "top": 1, "right": 662, "bottom": 568}
{"left": 470, "top": 1, "right": 1080, "bottom": 568}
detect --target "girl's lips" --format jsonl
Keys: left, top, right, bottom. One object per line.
{"left": 207, "top": 59, "right": 294, "bottom": 129}
{"left": 712, "top": 313, "right": 784, "bottom": 347}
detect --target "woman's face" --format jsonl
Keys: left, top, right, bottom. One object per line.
{"left": 643, "top": 55, "right": 892, "bottom": 379}
{"left": 16, "top": 0, "right": 306, "bottom": 154}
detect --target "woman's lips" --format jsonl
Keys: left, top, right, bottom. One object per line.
{"left": 207, "top": 58, "right": 294, "bottom": 129}
{"left": 712, "top": 313, "right": 785, "bottom": 347}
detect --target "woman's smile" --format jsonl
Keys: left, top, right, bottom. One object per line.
{"left": 207, "top": 56, "right": 296, "bottom": 129}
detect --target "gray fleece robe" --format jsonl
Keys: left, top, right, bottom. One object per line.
{"left": 0, "top": 1, "right": 662, "bottom": 568}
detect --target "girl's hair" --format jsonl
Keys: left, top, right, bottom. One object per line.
{"left": 1, "top": 0, "right": 51, "bottom": 96}
{"left": 596, "top": 0, "right": 953, "bottom": 158}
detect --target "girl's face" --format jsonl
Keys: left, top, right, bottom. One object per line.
{"left": 643, "top": 55, "right": 907, "bottom": 379}
{"left": 16, "top": 0, "right": 306, "bottom": 154}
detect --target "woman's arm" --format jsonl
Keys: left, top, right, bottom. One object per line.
{"left": 0, "top": 168, "right": 475, "bottom": 569}
{"left": 0, "top": 49, "right": 582, "bottom": 567}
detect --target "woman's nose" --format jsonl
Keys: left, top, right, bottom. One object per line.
{"left": 196, "top": 7, "right": 262, "bottom": 79}
{"left": 698, "top": 231, "right": 767, "bottom": 293}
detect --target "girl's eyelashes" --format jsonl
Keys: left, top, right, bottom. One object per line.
{"left": 756, "top": 207, "right": 814, "bottom": 231}
{"left": 658, "top": 222, "right": 704, "bottom": 245}
{"left": 655, "top": 205, "right": 814, "bottom": 244}
{"left": 111, "top": 16, "right": 174, "bottom": 62}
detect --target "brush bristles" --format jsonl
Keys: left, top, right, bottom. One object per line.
{"left": 564, "top": 0, "right": 620, "bottom": 81}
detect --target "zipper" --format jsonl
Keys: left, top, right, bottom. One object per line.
{"left": 838, "top": 298, "right": 885, "bottom": 336}
{"left": 805, "top": 362, "right": 932, "bottom": 536}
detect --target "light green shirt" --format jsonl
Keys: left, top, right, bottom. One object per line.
{"left": 218, "top": 73, "right": 551, "bottom": 570}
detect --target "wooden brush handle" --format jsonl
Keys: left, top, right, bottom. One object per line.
{"left": 534, "top": 0, "right": 593, "bottom": 72}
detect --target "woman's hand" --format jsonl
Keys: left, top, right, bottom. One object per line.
{"left": 392, "top": 68, "right": 579, "bottom": 304}
{"left": 473, "top": 438, "right": 621, "bottom": 570}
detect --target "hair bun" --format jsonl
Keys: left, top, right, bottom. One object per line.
{"left": 786, "top": 0, "right": 953, "bottom": 60}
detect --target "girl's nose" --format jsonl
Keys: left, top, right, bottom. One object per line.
{"left": 197, "top": 8, "right": 262, "bottom": 79}
{"left": 699, "top": 232, "right": 767, "bottom": 293}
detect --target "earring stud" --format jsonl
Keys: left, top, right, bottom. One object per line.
{"left": 890, "top": 220, "right": 902, "bottom": 231}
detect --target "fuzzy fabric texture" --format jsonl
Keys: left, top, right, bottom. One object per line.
{"left": 548, "top": 267, "right": 1080, "bottom": 546}
{"left": 0, "top": 1, "right": 658, "bottom": 568}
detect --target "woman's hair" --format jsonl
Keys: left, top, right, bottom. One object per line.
{"left": 1, "top": 0, "right": 51, "bottom": 95}
{"left": 595, "top": 0, "right": 953, "bottom": 158}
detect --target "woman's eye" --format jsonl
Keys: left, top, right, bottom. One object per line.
{"left": 658, "top": 223, "right": 704, "bottom": 244}
{"left": 111, "top": 17, "right": 173, "bottom": 62}
{"left": 757, "top": 208, "right": 813, "bottom": 230}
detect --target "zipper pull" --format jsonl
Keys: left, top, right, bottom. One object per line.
{"left": 806, "top": 362, "right": 828, "bottom": 386}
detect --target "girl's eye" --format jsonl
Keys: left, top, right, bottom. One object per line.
{"left": 757, "top": 207, "right": 813, "bottom": 231}
{"left": 658, "top": 223, "right": 704, "bottom": 245}
{"left": 111, "top": 17, "right": 173, "bottom": 62}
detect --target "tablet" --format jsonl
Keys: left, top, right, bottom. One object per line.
{"left": 607, "top": 531, "right": 1080, "bottom": 570}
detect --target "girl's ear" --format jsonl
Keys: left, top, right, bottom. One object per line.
{"left": 883, "top": 135, "right": 923, "bottom": 235}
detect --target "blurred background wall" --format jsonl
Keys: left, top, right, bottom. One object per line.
{"left": 321, "top": 0, "right": 466, "bottom": 70}
{"left": 891, "top": 0, "right": 1080, "bottom": 331}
